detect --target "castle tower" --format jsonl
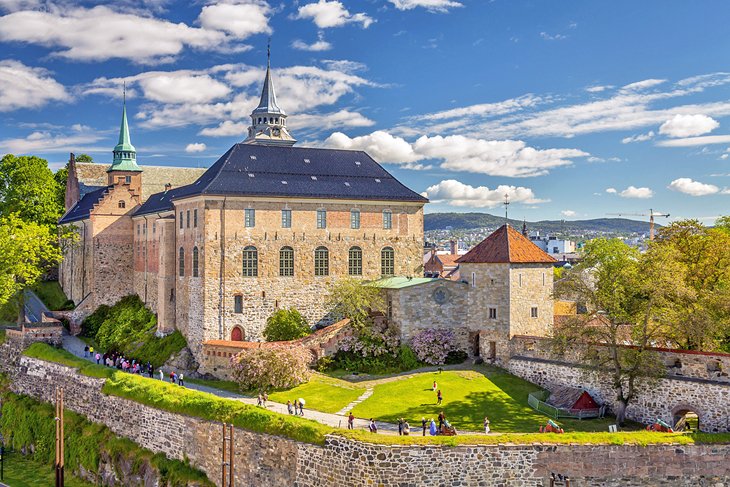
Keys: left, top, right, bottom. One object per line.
{"left": 243, "top": 44, "right": 296, "bottom": 147}
{"left": 107, "top": 92, "right": 143, "bottom": 195}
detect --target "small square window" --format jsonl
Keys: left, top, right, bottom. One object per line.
{"left": 489, "top": 307, "right": 497, "bottom": 320}
{"left": 531, "top": 307, "right": 538, "bottom": 318}
{"left": 245, "top": 209, "right": 255, "bottom": 228}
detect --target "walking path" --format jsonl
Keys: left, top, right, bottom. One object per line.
{"left": 335, "top": 387, "right": 373, "bottom": 416}
{"left": 60, "top": 332, "right": 400, "bottom": 434}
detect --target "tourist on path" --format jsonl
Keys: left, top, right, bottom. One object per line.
{"left": 298, "top": 400, "right": 305, "bottom": 416}
{"left": 287, "top": 400, "right": 294, "bottom": 415}
{"left": 89, "top": 346, "right": 94, "bottom": 357}
{"left": 432, "top": 380, "right": 437, "bottom": 391}
{"left": 257, "top": 394, "right": 263, "bottom": 406}
{"left": 436, "top": 389, "right": 443, "bottom": 405}
{"left": 263, "top": 392, "right": 268, "bottom": 407}
{"left": 438, "top": 411, "right": 445, "bottom": 430}
{"left": 369, "top": 419, "right": 378, "bottom": 433}
{"left": 484, "top": 416, "right": 490, "bottom": 434}
{"left": 429, "top": 419, "right": 437, "bottom": 436}
{"left": 421, "top": 417, "right": 427, "bottom": 436}
{"left": 84, "top": 345, "right": 89, "bottom": 357}
{"left": 398, "top": 418, "right": 404, "bottom": 436}
{"left": 95, "top": 353, "right": 101, "bottom": 364}
{"left": 170, "top": 371, "right": 176, "bottom": 384}
{"left": 348, "top": 412, "right": 355, "bottom": 429}
{"left": 178, "top": 373, "right": 184, "bottom": 387}
{"left": 159, "top": 369, "right": 164, "bottom": 381}
{"left": 403, "top": 420, "right": 410, "bottom": 436}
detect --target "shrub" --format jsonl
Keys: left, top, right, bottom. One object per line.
{"left": 96, "top": 295, "right": 156, "bottom": 352}
{"left": 263, "top": 308, "right": 311, "bottom": 342}
{"left": 315, "top": 355, "right": 334, "bottom": 372}
{"left": 445, "top": 349, "right": 469, "bottom": 365}
{"left": 411, "top": 328, "right": 462, "bottom": 365}
{"left": 81, "top": 303, "right": 111, "bottom": 338}
{"left": 231, "top": 346, "right": 311, "bottom": 391}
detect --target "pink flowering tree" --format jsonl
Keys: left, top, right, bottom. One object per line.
{"left": 411, "top": 329, "right": 460, "bottom": 365}
{"left": 230, "top": 346, "right": 311, "bottom": 391}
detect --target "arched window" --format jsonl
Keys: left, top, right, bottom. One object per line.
{"left": 192, "top": 247, "right": 199, "bottom": 277}
{"left": 118, "top": 200, "right": 126, "bottom": 209}
{"left": 348, "top": 246, "right": 362, "bottom": 276}
{"left": 178, "top": 247, "right": 185, "bottom": 277}
{"left": 243, "top": 246, "right": 258, "bottom": 277}
{"left": 231, "top": 326, "right": 244, "bottom": 341}
{"left": 381, "top": 247, "right": 394, "bottom": 276}
{"left": 314, "top": 246, "right": 329, "bottom": 276}
{"left": 280, "top": 246, "right": 294, "bottom": 276}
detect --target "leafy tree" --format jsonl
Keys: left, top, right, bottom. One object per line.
{"left": 715, "top": 215, "right": 730, "bottom": 235}
{"left": 554, "top": 238, "right": 676, "bottom": 425}
{"left": 231, "top": 347, "right": 311, "bottom": 391}
{"left": 75, "top": 153, "right": 94, "bottom": 163}
{"left": 0, "top": 154, "right": 63, "bottom": 227}
{"left": 326, "top": 277, "right": 386, "bottom": 331}
{"left": 54, "top": 164, "right": 68, "bottom": 210}
{"left": 263, "top": 308, "right": 311, "bottom": 341}
{"left": 95, "top": 295, "right": 157, "bottom": 352}
{"left": 0, "top": 214, "right": 62, "bottom": 308}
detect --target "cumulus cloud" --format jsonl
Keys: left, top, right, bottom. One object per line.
{"left": 292, "top": 32, "right": 332, "bottom": 51}
{"left": 323, "top": 130, "right": 588, "bottom": 177}
{"left": 185, "top": 142, "right": 206, "bottom": 153}
{"left": 295, "top": 0, "right": 373, "bottom": 29}
{"left": 605, "top": 188, "right": 617, "bottom": 193}
{"left": 619, "top": 186, "right": 654, "bottom": 199}
{"left": 561, "top": 210, "right": 577, "bottom": 217}
{"left": 622, "top": 131, "right": 655, "bottom": 144}
{"left": 659, "top": 114, "right": 719, "bottom": 138}
{"left": 197, "top": 1, "right": 271, "bottom": 38}
{"left": 388, "top": 0, "right": 463, "bottom": 12}
{"left": 0, "top": 5, "right": 256, "bottom": 63}
{"left": 0, "top": 125, "right": 104, "bottom": 154}
{"left": 586, "top": 85, "right": 613, "bottom": 93}
{"left": 421, "top": 179, "right": 546, "bottom": 208}
{"left": 198, "top": 120, "right": 248, "bottom": 137}
{"left": 138, "top": 73, "right": 231, "bottom": 104}
{"left": 0, "top": 60, "right": 68, "bottom": 111}
{"left": 667, "top": 178, "right": 720, "bottom": 196}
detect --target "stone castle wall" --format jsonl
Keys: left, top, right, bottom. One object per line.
{"left": 508, "top": 264, "right": 554, "bottom": 338}
{"left": 3, "top": 352, "right": 730, "bottom": 487}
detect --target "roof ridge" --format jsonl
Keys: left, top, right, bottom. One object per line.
{"left": 505, "top": 224, "right": 511, "bottom": 260}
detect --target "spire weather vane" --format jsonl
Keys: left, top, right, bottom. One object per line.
{"left": 504, "top": 193, "right": 510, "bottom": 223}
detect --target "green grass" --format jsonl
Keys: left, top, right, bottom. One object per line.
{"left": 268, "top": 374, "right": 365, "bottom": 413}
{"left": 23, "top": 342, "right": 113, "bottom": 379}
{"left": 0, "top": 450, "right": 95, "bottom": 487}
{"left": 186, "top": 377, "right": 244, "bottom": 394}
{"left": 352, "top": 367, "right": 640, "bottom": 433}
{"left": 31, "top": 281, "right": 71, "bottom": 310}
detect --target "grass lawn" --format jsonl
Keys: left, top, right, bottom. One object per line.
{"left": 352, "top": 366, "right": 639, "bottom": 433}
{"left": 268, "top": 374, "right": 365, "bottom": 413}
{"left": 0, "top": 451, "right": 95, "bottom": 487}
{"left": 31, "top": 281, "right": 71, "bottom": 310}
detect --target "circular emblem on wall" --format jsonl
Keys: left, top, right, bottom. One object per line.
{"left": 432, "top": 286, "right": 450, "bottom": 305}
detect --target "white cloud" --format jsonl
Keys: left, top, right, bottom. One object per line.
{"left": 586, "top": 85, "right": 613, "bottom": 93}
{"left": 561, "top": 210, "right": 577, "bottom": 217}
{"left": 290, "top": 109, "right": 374, "bottom": 131}
{"left": 292, "top": 32, "right": 332, "bottom": 51}
{"left": 388, "top": 0, "right": 463, "bottom": 12}
{"left": 0, "top": 125, "right": 105, "bottom": 154}
{"left": 605, "top": 188, "right": 617, "bottom": 193}
{"left": 656, "top": 134, "right": 730, "bottom": 147}
{"left": 659, "top": 114, "right": 719, "bottom": 138}
{"left": 421, "top": 179, "right": 546, "bottom": 208}
{"left": 197, "top": 1, "right": 271, "bottom": 38}
{"left": 622, "top": 131, "right": 655, "bottom": 144}
{"left": 198, "top": 120, "right": 248, "bottom": 137}
{"left": 295, "top": 0, "right": 373, "bottom": 29}
{"left": 0, "top": 60, "right": 68, "bottom": 111}
{"left": 621, "top": 79, "right": 666, "bottom": 91}
{"left": 185, "top": 142, "right": 206, "bottom": 153}
{"left": 667, "top": 178, "right": 720, "bottom": 196}
{"left": 324, "top": 131, "right": 589, "bottom": 177}
{"left": 619, "top": 186, "right": 654, "bottom": 199}
{"left": 320, "top": 59, "right": 367, "bottom": 74}
{"left": 540, "top": 32, "right": 566, "bottom": 41}
{"left": 0, "top": 5, "right": 247, "bottom": 63}
{"left": 138, "top": 73, "right": 231, "bottom": 104}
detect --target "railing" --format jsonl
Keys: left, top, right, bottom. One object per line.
{"left": 528, "top": 391, "right": 604, "bottom": 420}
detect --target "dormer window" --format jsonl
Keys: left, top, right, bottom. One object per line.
{"left": 118, "top": 201, "right": 126, "bottom": 209}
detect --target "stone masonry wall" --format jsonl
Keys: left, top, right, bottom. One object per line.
{"left": 508, "top": 357, "right": 730, "bottom": 433}
{"left": 2, "top": 352, "right": 730, "bottom": 487}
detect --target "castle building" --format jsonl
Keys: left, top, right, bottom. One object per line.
{"left": 59, "top": 57, "right": 427, "bottom": 365}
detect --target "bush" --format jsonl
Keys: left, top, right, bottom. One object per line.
{"left": 81, "top": 303, "right": 111, "bottom": 338}
{"left": 445, "top": 349, "right": 469, "bottom": 365}
{"left": 330, "top": 345, "right": 423, "bottom": 375}
{"left": 96, "top": 295, "right": 156, "bottom": 352}
{"left": 315, "top": 355, "right": 334, "bottom": 372}
{"left": 231, "top": 347, "right": 311, "bottom": 391}
{"left": 411, "top": 329, "right": 463, "bottom": 365}
{"left": 263, "top": 308, "right": 311, "bottom": 342}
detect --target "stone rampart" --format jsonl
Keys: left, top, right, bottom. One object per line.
{"left": 3, "top": 351, "right": 730, "bottom": 486}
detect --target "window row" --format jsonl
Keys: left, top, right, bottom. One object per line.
{"left": 178, "top": 245, "right": 396, "bottom": 278}
{"left": 179, "top": 209, "right": 199, "bottom": 229}
{"left": 241, "top": 208, "right": 394, "bottom": 230}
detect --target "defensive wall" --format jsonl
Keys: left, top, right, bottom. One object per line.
{"left": 2, "top": 343, "right": 729, "bottom": 487}
{"left": 507, "top": 336, "right": 730, "bottom": 433}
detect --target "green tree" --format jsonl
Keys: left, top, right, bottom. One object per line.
{"left": 715, "top": 215, "right": 730, "bottom": 235}
{"left": 54, "top": 164, "right": 68, "bottom": 210}
{"left": 0, "top": 154, "right": 62, "bottom": 227}
{"left": 554, "top": 238, "right": 674, "bottom": 425}
{"left": 263, "top": 308, "right": 311, "bottom": 341}
{"left": 326, "top": 277, "right": 386, "bottom": 331}
{"left": 75, "top": 153, "right": 94, "bottom": 163}
{"left": 0, "top": 214, "right": 62, "bottom": 308}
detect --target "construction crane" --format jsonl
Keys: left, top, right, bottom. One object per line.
{"left": 606, "top": 209, "right": 670, "bottom": 240}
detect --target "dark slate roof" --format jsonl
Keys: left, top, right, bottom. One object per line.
{"left": 135, "top": 144, "right": 427, "bottom": 216}
{"left": 59, "top": 186, "right": 111, "bottom": 224}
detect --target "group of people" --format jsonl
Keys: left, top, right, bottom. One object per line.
{"left": 82, "top": 344, "right": 185, "bottom": 387}
{"left": 286, "top": 399, "right": 305, "bottom": 416}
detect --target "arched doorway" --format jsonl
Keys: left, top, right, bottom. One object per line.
{"left": 231, "top": 326, "right": 244, "bottom": 342}
{"left": 672, "top": 405, "right": 701, "bottom": 432}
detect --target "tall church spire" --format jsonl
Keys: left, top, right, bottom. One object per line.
{"left": 109, "top": 84, "right": 142, "bottom": 173}
{"left": 244, "top": 41, "right": 296, "bottom": 147}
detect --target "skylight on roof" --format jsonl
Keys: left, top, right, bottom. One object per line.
{"left": 311, "top": 176, "right": 317, "bottom": 180}
{"left": 248, "top": 173, "right": 255, "bottom": 178}
{"left": 304, "top": 158, "right": 310, "bottom": 163}
{"left": 355, "top": 161, "right": 361, "bottom": 166}
{"left": 344, "top": 182, "right": 351, "bottom": 187}
{"left": 281, "top": 180, "right": 288, "bottom": 184}
{"left": 250, "top": 155, "right": 257, "bottom": 160}
{"left": 375, "top": 178, "right": 381, "bottom": 183}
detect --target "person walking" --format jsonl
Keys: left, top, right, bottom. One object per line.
{"left": 170, "top": 371, "right": 176, "bottom": 384}
{"left": 436, "top": 389, "right": 443, "bottom": 405}
{"left": 178, "top": 373, "right": 184, "bottom": 387}
{"left": 432, "top": 380, "right": 437, "bottom": 391}
{"left": 299, "top": 400, "right": 305, "bottom": 416}
{"left": 438, "top": 411, "right": 445, "bottom": 430}
{"left": 159, "top": 369, "right": 164, "bottom": 381}
{"left": 369, "top": 419, "right": 377, "bottom": 433}
{"left": 95, "top": 353, "right": 101, "bottom": 364}
{"left": 287, "top": 400, "right": 294, "bottom": 415}
{"left": 89, "top": 346, "right": 94, "bottom": 358}
{"left": 484, "top": 416, "right": 491, "bottom": 434}
{"left": 429, "top": 418, "right": 437, "bottom": 436}
{"left": 398, "top": 418, "right": 403, "bottom": 436}
{"left": 348, "top": 412, "right": 355, "bottom": 429}
{"left": 403, "top": 420, "right": 410, "bottom": 436}
{"left": 263, "top": 392, "right": 268, "bottom": 407}
{"left": 83, "top": 345, "right": 89, "bottom": 357}
{"left": 257, "top": 393, "right": 263, "bottom": 406}
{"left": 421, "top": 417, "right": 427, "bottom": 436}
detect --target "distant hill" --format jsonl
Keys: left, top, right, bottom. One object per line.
{"left": 424, "top": 212, "right": 654, "bottom": 234}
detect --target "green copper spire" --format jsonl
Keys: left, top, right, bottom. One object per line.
{"left": 109, "top": 85, "right": 142, "bottom": 173}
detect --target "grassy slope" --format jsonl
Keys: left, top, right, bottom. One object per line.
{"left": 268, "top": 374, "right": 365, "bottom": 413}
{"left": 31, "top": 281, "right": 70, "bottom": 310}
{"left": 1, "top": 450, "right": 95, "bottom": 487}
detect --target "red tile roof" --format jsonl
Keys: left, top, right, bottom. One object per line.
{"left": 457, "top": 224, "right": 556, "bottom": 264}
{"left": 437, "top": 254, "right": 461, "bottom": 267}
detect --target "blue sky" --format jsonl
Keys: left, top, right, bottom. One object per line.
{"left": 1, "top": 0, "right": 730, "bottom": 222}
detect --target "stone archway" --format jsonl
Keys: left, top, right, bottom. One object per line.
{"left": 671, "top": 404, "right": 701, "bottom": 432}
{"left": 231, "top": 326, "right": 244, "bottom": 342}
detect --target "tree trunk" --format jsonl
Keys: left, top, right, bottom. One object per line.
{"left": 615, "top": 399, "right": 628, "bottom": 426}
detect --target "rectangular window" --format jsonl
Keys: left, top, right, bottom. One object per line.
{"left": 153, "top": 222, "right": 156, "bottom": 234}
{"left": 317, "top": 209, "right": 327, "bottom": 229}
{"left": 519, "top": 273, "right": 523, "bottom": 287}
{"left": 234, "top": 295, "right": 243, "bottom": 313}
{"left": 489, "top": 307, "right": 497, "bottom": 320}
{"left": 125, "top": 175, "right": 131, "bottom": 184}
{"left": 351, "top": 209, "right": 360, "bottom": 229}
{"left": 471, "top": 272, "right": 476, "bottom": 288}
{"left": 186, "top": 210, "right": 190, "bottom": 228}
{"left": 179, "top": 212, "right": 183, "bottom": 229}
{"left": 245, "top": 208, "right": 255, "bottom": 228}
{"left": 531, "top": 307, "right": 538, "bottom": 318}
{"left": 281, "top": 209, "right": 292, "bottom": 228}
{"left": 383, "top": 210, "right": 392, "bottom": 229}
{"left": 542, "top": 273, "right": 545, "bottom": 286}
{"left": 137, "top": 224, "right": 140, "bottom": 235}
{"left": 193, "top": 209, "right": 198, "bottom": 228}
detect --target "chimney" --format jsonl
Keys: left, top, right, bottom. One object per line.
{"left": 64, "top": 152, "right": 80, "bottom": 211}
{"left": 449, "top": 240, "right": 457, "bottom": 255}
